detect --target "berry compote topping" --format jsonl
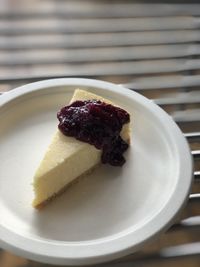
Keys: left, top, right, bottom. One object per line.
{"left": 57, "top": 99, "right": 130, "bottom": 166}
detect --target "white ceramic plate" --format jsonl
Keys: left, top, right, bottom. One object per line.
{"left": 0, "top": 78, "right": 193, "bottom": 265}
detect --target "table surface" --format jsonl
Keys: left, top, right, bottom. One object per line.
{"left": 0, "top": 1, "right": 199, "bottom": 267}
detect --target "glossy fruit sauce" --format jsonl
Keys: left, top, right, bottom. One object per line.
{"left": 57, "top": 100, "right": 130, "bottom": 166}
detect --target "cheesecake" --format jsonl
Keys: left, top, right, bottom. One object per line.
{"left": 32, "top": 89, "right": 130, "bottom": 208}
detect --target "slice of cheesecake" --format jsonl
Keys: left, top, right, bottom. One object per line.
{"left": 32, "top": 89, "right": 130, "bottom": 208}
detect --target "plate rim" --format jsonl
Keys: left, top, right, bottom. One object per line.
{"left": 0, "top": 78, "right": 193, "bottom": 265}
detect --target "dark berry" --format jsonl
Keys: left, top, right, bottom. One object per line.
{"left": 57, "top": 99, "right": 130, "bottom": 166}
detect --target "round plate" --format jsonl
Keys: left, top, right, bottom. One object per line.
{"left": 0, "top": 78, "right": 193, "bottom": 265}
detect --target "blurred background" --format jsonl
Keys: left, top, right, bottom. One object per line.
{"left": 0, "top": 0, "right": 199, "bottom": 266}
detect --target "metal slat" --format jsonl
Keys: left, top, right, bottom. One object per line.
{"left": 189, "top": 193, "right": 200, "bottom": 201}
{"left": 124, "top": 75, "right": 200, "bottom": 91}
{"left": 0, "top": 59, "right": 200, "bottom": 81}
{"left": 171, "top": 216, "right": 200, "bottom": 231}
{"left": 154, "top": 92, "right": 200, "bottom": 105}
{"left": 99, "top": 243, "right": 200, "bottom": 267}
{"left": 1, "top": 3, "right": 200, "bottom": 18}
{"left": 0, "top": 75, "right": 199, "bottom": 89}
{"left": 1, "top": 30, "right": 200, "bottom": 50}
{"left": 172, "top": 109, "right": 200, "bottom": 123}
{"left": 194, "top": 171, "right": 200, "bottom": 181}
{"left": 185, "top": 132, "right": 200, "bottom": 142}
{"left": 0, "top": 17, "right": 199, "bottom": 34}
{"left": 192, "top": 150, "right": 200, "bottom": 160}
{"left": 0, "top": 45, "right": 200, "bottom": 65}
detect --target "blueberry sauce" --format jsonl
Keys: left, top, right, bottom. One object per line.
{"left": 57, "top": 100, "right": 130, "bottom": 166}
